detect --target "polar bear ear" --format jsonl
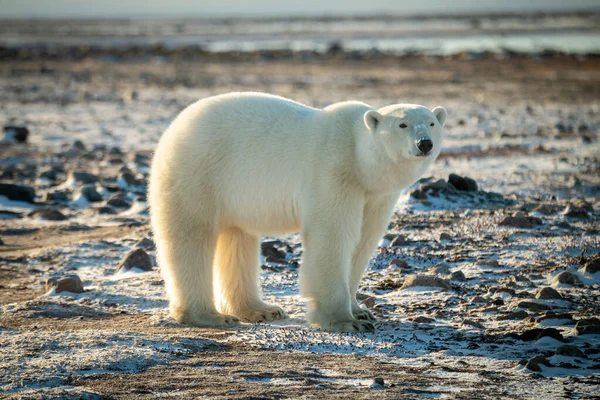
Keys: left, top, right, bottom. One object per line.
{"left": 432, "top": 106, "right": 447, "bottom": 126}
{"left": 364, "top": 110, "right": 383, "bottom": 132}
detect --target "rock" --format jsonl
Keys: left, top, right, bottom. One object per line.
{"left": 574, "top": 318, "right": 600, "bottom": 336}
{"left": 45, "top": 275, "right": 84, "bottom": 294}
{"left": 0, "top": 183, "right": 36, "bottom": 203}
{"left": 439, "top": 232, "right": 452, "bottom": 241}
{"left": 118, "top": 171, "right": 139, "bottom": 187}
{"left": 370, "top": 377, "right": 385, "bottom": 389}
{"left": 579, "top": 258, "right": 600, "bottom": 274}
{"left": 98, "top": 206, "right": 117, "bottom": 215}
{"left": 524, "top": 356, "right": 553, "bottom": 372}
{"left": 261, "top": 241, "right": 286, "bottom": 259}
{"left": 37, "top": 166, "right": 57, "bottom": 181}
{"left": 389, "top": 235, "right": 407, "bottom": 247}
{"left": 470, "top": 295, "right": 487, "bottom": 304}
{"left": 70, "top": 140, "right": 86, "bottom": 152}
{"left": 552, "top": 271, "right": 579, "bottom": 285}
{"left": 497, "top": 310, "right": 529, "bottom": 320}
{"left": 390, "top": 259, "right": 410, "bottom": 269}
{"left": 517, "top": 301, "right": 551, "bottom": 311}
{"left": 78, "top": 185, "right": 103, "bottom": 202}
{"left": 401, "top": 275, "right": 451, "bottom": 290}
{"left": 462, "top": 319, "right": 485, "bottom": 329}
{"left": 563, "top": 199, "right": 593, "bottom": 218}
{"left": 28, "top": 207, "right": 67, "bottom": 221}
{"left": 360, "top": 296, "right": 376, "bottom": 309}
{"left": 474, "top": 259, "right": 500, "bottom": 268}
{"left": 105, "top": 192, "right": 130, "bottom": 208}
{"left": 117, "top": 248, "right": 153, "bottom": 273}
{"left": 450, "top": 270, "right": 466, "bottom": 282}
{"left": 556, "top": 345, "right": 584, "bottom": 358}
{"left": 43, "top": 189, "right": 70, "bottom": 202}
{"left": 69, "top": 170, "right": 98, "bottom": 185}
{"left": 412, "top": 316, "right": 435, "bottom": 323}
{"left": 499, "top": 213, "right": 543, "bottom": 229}
{"left": 409, "top": 189, "right": 427, "bottom": 200}
{"left": 537, "top": 312, "right": 573, "bottom": 323}
{"left": 516, "top": 327, "right": 565, "bottom": 342}
{"left": 135, "top": 237, "right": 155, "bottom": 250}
{"left": 532, "top": 204, "right": 559, "bottom": 215}
{"left": 3, "top": 126, "right": 29, "bottom": 143}
{"left": 535, "top": 287, "right": 562, "bottom": 300}
{"left": 265, "top": 255, "right": 288, "bottom": 264}
{"left": 448, "top": 174, "right": 478, "bottom": 192}
{"left": 430, "top": 262, "right": 450, "bottom": 275}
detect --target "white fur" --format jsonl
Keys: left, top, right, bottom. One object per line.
{"left": 149, "top": 92, "right": 445, "bottom": 332}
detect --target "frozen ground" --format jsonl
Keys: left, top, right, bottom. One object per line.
{"left": 0, "top": 54, "right": 599, "bottom": 398}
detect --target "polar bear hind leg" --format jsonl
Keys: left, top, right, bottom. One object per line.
{"left": 213, "top": 227, "right": 288, "bottom": 322}
{"left": 155, "top": 214, "right": 240, "bottom": 328}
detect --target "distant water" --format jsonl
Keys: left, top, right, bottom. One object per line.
{"left": 1, "top": 14, "right": 599, "bottom": 55}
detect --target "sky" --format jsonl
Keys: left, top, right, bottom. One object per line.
{"left": 1, "top": 0, "right": 599, "bottom": 18}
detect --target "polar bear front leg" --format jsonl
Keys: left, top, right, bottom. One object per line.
{"left": 350, "top": 194, "right": 398, "bottom": 322}
{"left": 214, "top": 227, "right": 288, "bottom": 323}
{"left": 300, "top": 193, "right": 374, "bottom": 333}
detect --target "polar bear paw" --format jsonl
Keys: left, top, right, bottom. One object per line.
{"left": 237, "top": 305, "right": 289, "bottom": 323}
{"left": 353, "top": 308, "right": 376, "bottom": 322}
{"left": 323, "top": 319, "right": 375, "bottom": 333}
{"left": 174, "top": 309, "right": 240, "bottom": 328}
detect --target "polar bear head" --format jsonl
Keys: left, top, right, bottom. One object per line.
{"left": 363, "top": 104, "right": 446, "bottom": 162}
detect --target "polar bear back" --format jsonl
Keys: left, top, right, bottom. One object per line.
{"left": 153, "top": 92, "right": 370, "bottom": 235}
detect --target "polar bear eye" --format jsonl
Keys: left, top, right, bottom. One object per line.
{"left": 430, "top": 122, "right": 435, "bottom": 127}
{"left": 399, "top": 123, "right": 408, "bottom": 129}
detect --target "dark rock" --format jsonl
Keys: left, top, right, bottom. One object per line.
{"left": 552, "top": 271, "right": 579, "bottom": 285}
{"left": 575, "top": 325, "right": 600, "bottom": 336}
{"left": 261, "top": 241, "right": 286, "bottom": 259}
{"left": 105, "top": 192, "right": 130, "bottom": 208}
{"left": 556, "top": 345, "right": 584, "bottom": 358}
{"left": 537, "top": 312, "right": 573, "bottom": 323}
{"left": 37, "top": 166, "right": 57, "bottom": 181}
{"left": 517, "top": 301, "right": 551, "bottom": 311}
{"left": 401, "top": 275, "right": 451, "bottom": 290}
{"left": 499, "top": 213, "right": 543, "bottom": 229}
{"left": 117, "top": 248, "right": 153, "bottom": 273}
{"left": 448, "top": 174, "right": 478, "bottom": 192}
{"left": 409, "top": 189, "right": 427, "bottom": 200}
{"left": 135, "top": 237, "right": 155, "bottom": 250}
{"left": 118, "top": 171, "right": 139, "bottom": 187}
{"left": 474, "top": 259, "right": 500, "bottom": 268}
{"left": 43, "top": 189, "right": 69, "bottom": 202}
{"left": 450, "top": 270, "right": 466, "bottom": 281}
{"left": 98, "top": 206, "right": 118, "bottom": 215}
{"left": 390, "top": 259, "right": 410, "bottom": 269}
{"left": 532, "top": 204, "right": 559, "bottom": 215}
{"left": 69, "top": 170, "right": 97, "bottom": 184}
{"left": 360, "top": 296, "right": 376, "bottom": 309}
{"left": 439, "top": 232, "right": 452, "bottom": 241}
{"left": 491, "top": 298, "right": 505, "bottom": 306}
{"left": 0, "top": 183, "right": 36, "bottom": 203}
{"left": 462, "top": 319, "right": 485, "bottom": 329}
{"left": 45, "top": 275, "right": 84, "bottom": 294}
{"left": 563, "top": 199, "right": 593, "bottom": 218}
{"left": 516, "top": 327, "right": 564, "bottom": 342}
{"left": 71, "top": 140, "right": 86, "bottom": 152}
{"left": 3, "top": 126, "right": 29, "bottom": 143}
{"left": 28, "top": 207, "right": 67, "bottom": 221}
{"left": 524, "top": 356, "right": 553, "bottom": 372}
{"left": 579, "top": 258, "right": 600, "bottom": 274}
{"left": 430, "top": 262, "right": 450, "bottom": 275}
{"left": 371, "top": 377, "right": 385, "bottom": 388}
{"left": 497, "top": 310, "right": 529, "bottom": 320}
{"left": 389, "top": 235, "right": 407, "bottom": 247}
{"left": 536, "top": 287, "right": 562, "bottom": 300}
{"left": 470, "top": 295, "right": 487, "bottom": 304}
{"left": 79, "top": 185, "right": 102, "bottom": 202}
{"left": 265, "top": 255, "right": 288, "bottom": 265}
{"left": 412, "top": 316, "right": 435, "bottom": 323}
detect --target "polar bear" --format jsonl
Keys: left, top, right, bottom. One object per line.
{"left": 149, "top": 92, "right": 446, "bottom": 332}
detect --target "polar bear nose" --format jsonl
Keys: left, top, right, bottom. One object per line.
{"left": 417, "top": 139, "right": 433, "bottom": 154}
